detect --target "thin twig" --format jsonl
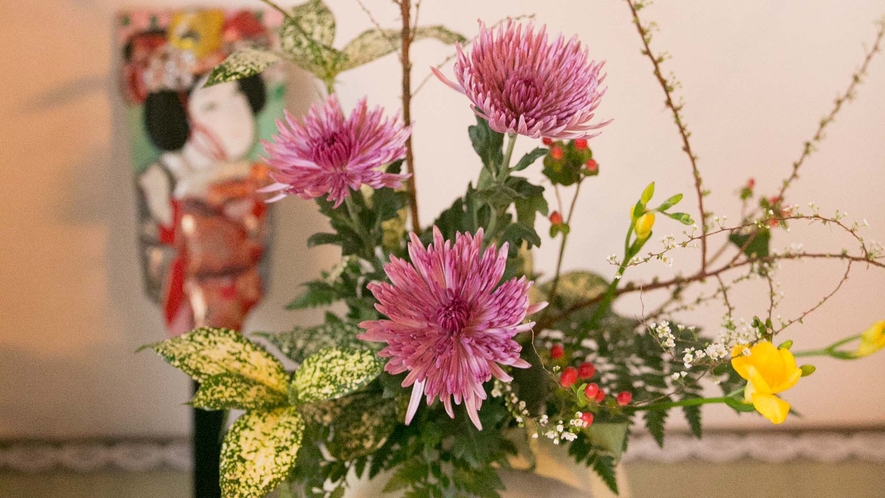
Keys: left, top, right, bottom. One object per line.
{"left": 355, "top": 0, "right": 400, "bottom": 55}
{"left": 399, "top": 0, "right": 421, "bottom": 232}
{"left": 626, "top": 0, "right": 708, "bottom": 272}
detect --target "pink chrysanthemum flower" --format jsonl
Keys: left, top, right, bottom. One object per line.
{"left": 358, "top": 227, "right": 547, "bottom": 430}
{"left": 433, "top": 20, "right": 610, "bottom": 140}
{"left": 261, "top": 95, "right": 411, "bottom": 207}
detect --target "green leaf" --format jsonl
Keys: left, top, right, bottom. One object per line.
{"left": 290, "top": 347, "right": 385, "bottom": 404}
{"left": 511, "top": 147, "right": 548, "bottom": 172}
{"left": 144, "top": 328, "right": 288, "bottom": 395}
{"left": 468, "top": 117, "right": 504, "bottom": 171}
{"left": 340, "top": 25, "right": 466, "bottom": 72}
{"left": 588, "top": 422, "right": 629, "bottom": 460}
{"left": 191, "top": 373, "right": 288, "bottom": 411}
{"left": 206, "top": 48, "right": 283, "bottom": 86}
{"left": 500, "top": 222, "right": 542, "bottom": 252}
{"left": 254, "top": 314, "right": 369, "bottom": 364}
{"left": 279, "top": 0, "right": 345, "bottom": 80}
{"left": 729, "top": 229, "right": 771, "bottom": 259}
{"left": 665, "top": 211, "right": 695, "bottom": 225}
{"left": 301, "top": 391, "right": 400, "bottom": 460}
{"left": 657, "top": 193, "right": 683, "bottom": 212}
{"left": 306, "top": 232, "right": 342, "bottom": 248}
{"left": 285, "top": 282, "right": 339, "bottom": 310}
{"left": 220, "top": 408, "right": 304, "bottom": 498}
{"left": 724, "top": 397, "right": 757, "bottom": 413}
{"left": 643, "top": 409, "right": 667, "bottom": 448}
{"left": 590, "top": 454, "right": 619, "bottom": 495}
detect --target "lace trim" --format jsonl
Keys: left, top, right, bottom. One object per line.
{"left": 1, "top": 431, "right": 883, "bottom": 472}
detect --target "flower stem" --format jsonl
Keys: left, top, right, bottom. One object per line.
{"left": 544, "top": 180, "right": 583, "bottom": 314}
{"left": 793, "top": 334, "right": 861, "bottom": 358}
{"left": 634, "top": 396, "right": 731, "bottom": 412}
{"left": 501, "top": 132, "right": 518, "bottom": 177}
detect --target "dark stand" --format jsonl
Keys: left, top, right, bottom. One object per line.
{"left": 193, "top": 380, "right": 224, "bottom": 498}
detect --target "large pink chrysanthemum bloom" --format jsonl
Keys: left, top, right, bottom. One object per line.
{"left": 260, "top": 95, "right": 411, "bottom": 207}
{"left": 433, "top": 20, "right": 610, "bottom": 140}
{"left": 358, "top": 227, "right": 547, "bottom": 430}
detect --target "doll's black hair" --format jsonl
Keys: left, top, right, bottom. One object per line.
{"left": 143, "top": 75, "right": 266, "bottom": 152}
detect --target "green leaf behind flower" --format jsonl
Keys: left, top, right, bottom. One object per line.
{"left": 254, "top": 313, "right": 370, "bottom": 365}
{"left": 340, "top": 25, "right": 466, "bottom": 72}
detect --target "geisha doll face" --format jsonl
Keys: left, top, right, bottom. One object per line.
{"left": 185, "top": 79, "right": 257, "bottom": 167}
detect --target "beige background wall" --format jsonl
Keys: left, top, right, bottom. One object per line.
{"left": 1, "top": 0, "right": 883, "bottom": 439}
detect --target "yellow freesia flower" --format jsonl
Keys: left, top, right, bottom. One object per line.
{"left": 731, "top": 341, "right": 802, "bottom": 424}
{"left": 635, "top": 212, "right": 655, "bottom": 241}
{"left": 855, "top": 320, "right": 885, "bottom": 357}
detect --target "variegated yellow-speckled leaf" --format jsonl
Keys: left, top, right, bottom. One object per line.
{"left": 340, "top": 25, "right": 467, "bottom": 72}
{"left": 289, "top": 348, "right": 385, "bottom": 405}
{"left": 145, "top": 327, "right": 288, "bottom": 396}
{"left": 206, "top": 48, "right": 283, "bottom": 86}
{"left": 191, "top": 373, "right": 289, "bottom": 411}
{"left": 279, "top": 0, "right": 344, "bottom": 79}
{"left": 254, "top": 314, "right": 375, "bottom": 365}
{"left": 220, "top": 408, "right": 304, "bottom": 498}
{"left": 301, "top": 391, "right": 400, "bottom": 460}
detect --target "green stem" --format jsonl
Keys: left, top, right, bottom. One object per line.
{"left": 501, "top": 133, "right": 518, "bottom": 178}
{"left": 634, "top": 396, "right": 732, "bottom": 412}
{"left": 543, "top": 180, "right": 584, "bottom": 317}
{"left": 793, "top": 334, "right": 861, "bottom": 358}
{"left": 344, "top": 195, "right": 375, "bottom": 259}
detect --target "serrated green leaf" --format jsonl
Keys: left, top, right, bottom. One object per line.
{"left": 206, "top": 48, "right": 283, "bottom": 86}
{"left": 340, "top": 25, "right": 466, "bottom": 72}
{"left": 500, "top": 222, "right": 542, "bottom": 251}
{"left": 220, "top": 408, "right": 304, "bottom": 498}
{"left": 469, "top": 116, "right": 505, "bottom": 171}
{"left": 683, "top": 403, "right": 703, "bottom": 439}
{"left": 290, "top": 347, "right": 385, "bottom": 404}
{"left": 191, "top": 373, "right": 288, "bottom": 411}
{"left": 301, "top": 391, "right": 400, "bottom": 460}
{"left": 254, "top": 314, "right": 369, "bottom": 364}
{"left": 643, "top": 409, "right": 667, "bottom": 448}
{"left": 590, "top": 454, "right": 619, "bottom": 495}
{"left": 511, "top": 147, "right": 548, "bottom": 172}
{"left": 729, "top": 229, "right": 771, "bottom": 259}
{"left": 306, "top": 232, "right": 342, "bottom": 248}
{"left": 286, "top": 282, "right": 340, "bottom": 310}
{"left": 145, "top": 327, "right": 288, "bottom": 395}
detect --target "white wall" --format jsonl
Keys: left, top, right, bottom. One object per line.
{"left": 1, "top": 0, "right": 883, "bottom": 439}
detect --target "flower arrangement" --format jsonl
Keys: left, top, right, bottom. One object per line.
{"left": 143, "top": 1, "right": 885, "bottom": 497}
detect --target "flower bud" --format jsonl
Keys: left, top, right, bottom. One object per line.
{"left": 855, "top": 320, "right": 885, "bottom": 357}
{"left": 580, "top": 412, "right": 595, "bottom": 427}
{"left": 584, "top": 383, "right": 600, "bottom": 399}
{"left": 549, "top": 211, "right": 564, "bottom": 226}
{"left": 616, "top": 391, "right": 633, "bottom": 406}
{"left": 550, "top": 344, "right": 564, "bottom": 360}
{"left": 578, "top": 362, "right": 596, "bottom": 379}
{"left": 800, "top": 364, "right": 816, "bottom": 377}
{"left": 594, "top": 390, "right": 605, "bottom": 403}
{"left": 542, "top": 137, "right": 554, "bottom": 146}
{"left": 778, "top": 340, "right": 794, "bottom": 350}
{"left": 550, "top": 146, "right": 564, "bottom": 160}
{"left": 574, "top": 138, "right": 588, "bottom": 150}
{"left": 585, "top": 158, "right": 598, "bottom": 173}
{"left": 560, "top": 366, "right": 578, "bottom": 388}
{"left": 635, "top": 212, "right": 656, "bottom": 241}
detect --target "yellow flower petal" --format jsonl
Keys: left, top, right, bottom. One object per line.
{"left": 856, "top": 320, "right": 885, "bottom": 357}
{"left": 751, "top": 392, "right": 791, "bottom": 425}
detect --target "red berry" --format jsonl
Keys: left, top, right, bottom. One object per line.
{"left": 542, "top": 137, "right": 554, "bottom": 146}
{"left": 585, "top": 158, "right": 598, "bottom": 172}
{"left": 616, "top": 391, "right": 633, "bottom": 406}
{"left": 574, "top": 138, "right": 588, "bottom": 150}
{"left": 549, "top": 211, "right": 563, "bottom": 225}
{"left": 747, "top": 178, "right": 756, "bottom": 189}
{"left": 580, "top": 412, "right": 595, "bottom": 426}
{"left": 584, "top": 383, "right": 599, "bottom": 399}
{"left": 550, "top": 344, "right": 564, "bottom": 360}
{"left": 550, "top": 146, "right": 564, "bottom": 160}
{"left": 578, "top": 362, "right": 596, "bottom": 379}
{"left": 560, "top": 367, "right": 578, "bottom": 388}
{"left": 594, "top": 389, "right": 605, "bottom": 403}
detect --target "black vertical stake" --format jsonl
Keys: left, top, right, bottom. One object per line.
{"left": 193, "top": 380, "right": 224, "bottom": 498}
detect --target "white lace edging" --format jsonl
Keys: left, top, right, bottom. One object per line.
{"left": 0, "top": 440, "right": 191, "bottom": 472}
{"left": 622, "top": 431, "right": 885, "bottom": 463}
{"left": 1, "top": 431, "right": 884, "bottom": 473}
